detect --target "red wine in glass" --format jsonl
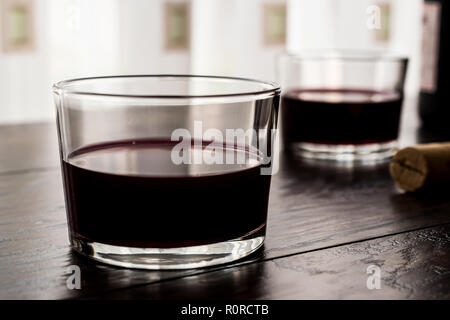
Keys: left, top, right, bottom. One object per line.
{"left": 61, "top": 139, "right": 270, "bottom": 248}
{"left": 281, "top": 88, "right": 403, "bottom": 147}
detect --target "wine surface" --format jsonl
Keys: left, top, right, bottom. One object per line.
{"left": 61, "top": 139, "right": 271, "bottom": 248}
{"left": 281, "top": 88, "right": 403, "bottom": 146}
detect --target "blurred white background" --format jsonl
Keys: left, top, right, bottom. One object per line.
{"left": 0, "top": 0, "right": 423, "bottom": 124}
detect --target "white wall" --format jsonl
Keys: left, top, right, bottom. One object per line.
{"left": 287, "top": 0, "right": 336, "bottom": 50}
{"left": 0, "top": 0, "right": 121, "bottom": 124}
{"left": 390, "top": 0, "right": 423, "bottom": 95}
{"left": 117, "top": 0, "right": 190, "bottom": 74}
{"left": 0, "top": 0, "right": 51, "bottom": 123}
{"left": 191, "top": 0, "right": 286, "bottom": 82}
{"left": 287, "top": 0, "right": 423, "bottom": 95}
{"left": 0, "top": 0, "right": 424, "bottom": 124}
{"left": 49, "top": 0, "right": 120, "bottom": 80}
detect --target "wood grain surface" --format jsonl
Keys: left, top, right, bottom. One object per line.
{"left": 96, "top": 224, "right": 450, "bottom": 299}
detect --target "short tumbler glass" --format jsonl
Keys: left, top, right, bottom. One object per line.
{"left": 53, "top": 75, "right": 280, "bottom": 269}
{"left": 278, "top": 51, "right": 408, "bottom": 161}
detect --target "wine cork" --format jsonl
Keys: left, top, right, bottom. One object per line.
{"left": 389, "top": 142, "right": 450, "bottom": 192}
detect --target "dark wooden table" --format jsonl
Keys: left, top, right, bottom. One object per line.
{"left": 1, "top": 100, "right": 450, "bottom": 300}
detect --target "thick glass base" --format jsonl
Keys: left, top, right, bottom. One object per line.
{"left": 71, "top": 234, "right": 264, "bottom": 270}
{"left": 290, "top": 140, "right": 397, "bottom": 162}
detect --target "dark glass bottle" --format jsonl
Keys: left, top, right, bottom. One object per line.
{"left": 419, "top": 0, "right": 449, "bottom": 133}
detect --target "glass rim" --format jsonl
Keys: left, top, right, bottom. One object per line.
{"left": 278, "top": 49, "right": 409, "bottom": 63}
{"left": 53, "top": 74, "right": 281, "bottom": 99}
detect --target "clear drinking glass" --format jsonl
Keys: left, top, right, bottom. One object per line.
{"left": 53, "top": 75, "right": 280, "bottom": 269}
{"left": 278, "top": 51, "right": 408, "bottom": 161}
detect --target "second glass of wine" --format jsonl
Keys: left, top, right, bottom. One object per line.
{"left": 278, "top": 51, "right": 408, "bottom": 161}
